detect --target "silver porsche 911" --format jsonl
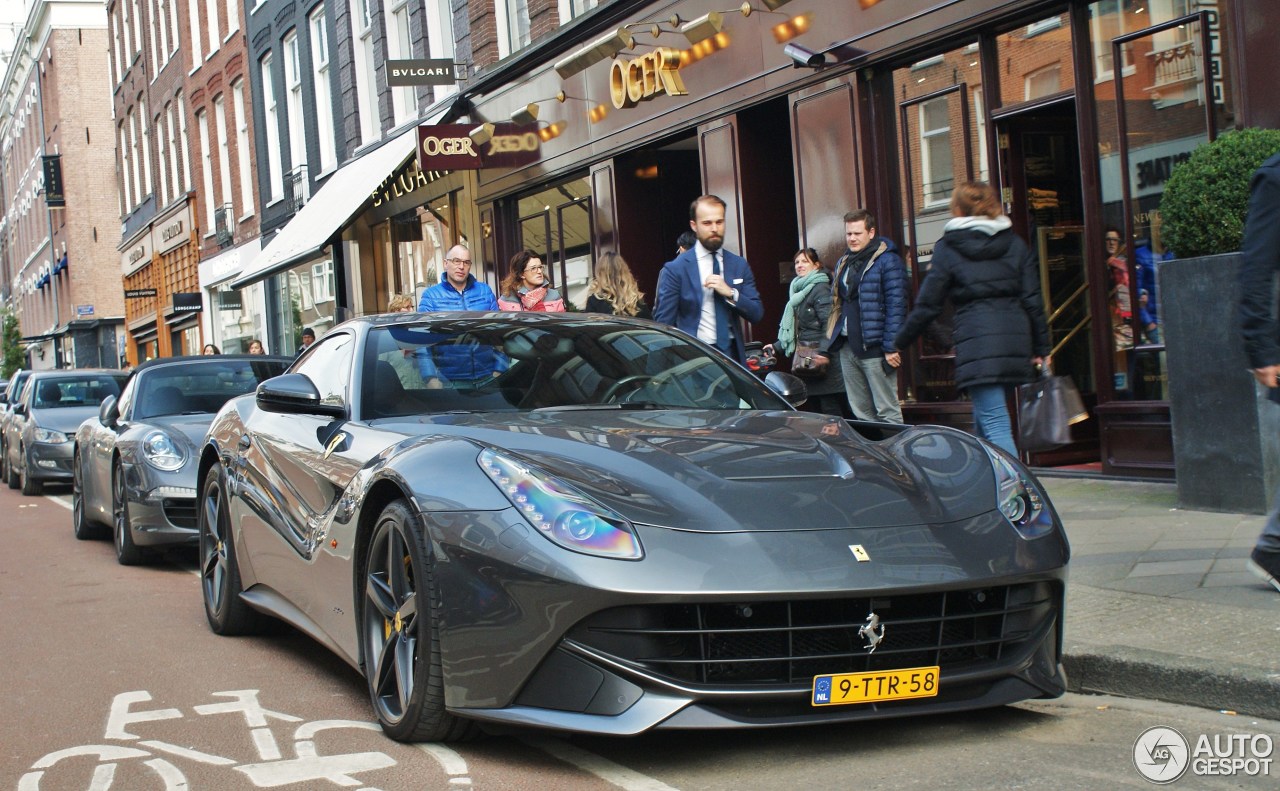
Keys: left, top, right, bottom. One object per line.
{"left": 197, "top": 312, "right": 1068, "bottom": 742}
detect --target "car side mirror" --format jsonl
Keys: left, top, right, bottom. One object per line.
{"left": 11, "top": 402, "right": 26, "bottom": 416}
{"left": 256, "top": 373, "right": 347, "bottom": 419}
{"left": 99, "top": 395, "right": 119, "bottom": 428}
{"left": 764, "top": 371, "right": 808, "bottom": 407}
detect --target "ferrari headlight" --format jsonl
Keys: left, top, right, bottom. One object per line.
{"left": 142, "top": 430, "right": 186, "bottom": 471}
{"left": 478, "top": 448, "right": 643, "bottom": 560}
{"left": 33, "top": 427, "right": 69, "bottom": 444}
{"left": 983, "top": 446, "right": 1055, "bottom": 540}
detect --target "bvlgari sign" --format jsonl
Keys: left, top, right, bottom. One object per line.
{"left": 386, "top": 59, "right": 458, "bottom": 86}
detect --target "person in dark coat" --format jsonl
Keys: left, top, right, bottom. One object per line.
{"left": 765, "top": 248, "right": 845, "bottom": 416}
{"left": 822, "top": 209, "right": 908, "bottom": 423}
{"left": 894, "top": 181, "right": 1050, "bottom": 456}
{"left": 1236, "top": 151, "right": 1280, "bottom": 594}
{"left": 584, "top": 251, "right": 652, "bottom": 318}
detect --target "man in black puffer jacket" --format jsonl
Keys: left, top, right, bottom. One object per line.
{"left": 823, "top": 209, "right": 908, "bottom": 423}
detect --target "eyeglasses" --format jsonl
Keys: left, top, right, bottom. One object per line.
{"left": 1105, "top": 237, "right": 1121, "bottom": 243}
{"left": 525, "top": 265, "right": 545, "bottom": 272}
{"left": 445, "top": 257, "right": 472, "bottom": 266}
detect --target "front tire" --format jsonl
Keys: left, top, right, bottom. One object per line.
{"left": 360, "top": 499, "right": 475, "bottom": 742}
{"left": 20, "top": 449, "right": 41, "bottom": 496}
{"left": 5, "top": 446, "right": 18, "bottom": 490}
{"left": 199, "top": 462, "right": 265, "bottom": 634}
{"left": 72, "top": 451, "right": 105, "bottom": 540}
{"left": 112, "top": 461, "right": 145, "bottom": 565}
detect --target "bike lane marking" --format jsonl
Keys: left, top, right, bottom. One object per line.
{"left": 523, "top": 736, "right": 681, "bottom": 791}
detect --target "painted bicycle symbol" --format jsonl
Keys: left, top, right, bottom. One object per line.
{"left": 18, "top": 689, "right": 471, "bottom": 789}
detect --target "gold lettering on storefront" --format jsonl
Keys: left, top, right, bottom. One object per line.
{"left": 371, "top": 165, "right": 447, "bottom": 207}
{"left": 609, "top": 48, "right": 687, "bottom": 110}
{"left": 160, "top": 220, "right": 183, "bottom": 242}
{"left": 128, "top": 245, "right": 147, "bottom": 264}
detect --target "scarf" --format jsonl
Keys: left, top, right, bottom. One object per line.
{"left": 518, "top": 286, "right": 549, "bottom": 310}
{"left": 839, "top": 243, "right": 878, "bottom": 297}
{"left": 777, "top": 269, "right": 830, "bottom": 356}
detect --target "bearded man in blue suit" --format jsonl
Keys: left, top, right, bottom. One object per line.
{"left": 654, "top": 195, "right": 765, "bottom": 365}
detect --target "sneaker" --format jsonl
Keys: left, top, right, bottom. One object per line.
{"left": 1248, "top": 547, "right": 1280, "bottom": 593}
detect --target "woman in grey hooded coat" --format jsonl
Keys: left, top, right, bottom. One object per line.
{"left": 894, "top": 181, "right": 1050, "bottom": 455}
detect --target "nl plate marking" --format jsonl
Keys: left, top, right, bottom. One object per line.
{"left": 811, "top": 666, "right": 940, "bottom": 706}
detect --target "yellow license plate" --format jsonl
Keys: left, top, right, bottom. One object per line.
{"left": 811, "top": 666, "right": 939, "bottom": 706}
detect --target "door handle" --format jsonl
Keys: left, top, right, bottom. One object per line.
{"left": 238, "top": 434, "right": 251, "bottom": 451}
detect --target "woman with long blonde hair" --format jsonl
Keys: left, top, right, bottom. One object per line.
{"left": 585, "top": 251, "right": 651, "bottom": 318}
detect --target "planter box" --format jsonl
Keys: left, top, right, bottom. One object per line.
{"left": 1160, "top": 252, "right": 1280, "bottom": 513}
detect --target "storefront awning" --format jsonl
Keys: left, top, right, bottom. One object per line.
{"left": 230, "top": 128, "right": 420, "bottom": 289}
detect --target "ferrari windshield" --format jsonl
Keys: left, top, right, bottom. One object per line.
{"left": 362, "top": 319, "right": 791, "bottom": 417}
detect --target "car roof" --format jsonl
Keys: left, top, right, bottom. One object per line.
{"left": 131, "top": 353, "right": 293, "bottom": 374}
{"left": 27, "top": 369, "right": 127, "bottom": 379}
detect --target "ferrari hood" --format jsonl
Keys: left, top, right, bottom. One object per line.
{"left": 409, "top": 411, "right": 999, "bottom": 532}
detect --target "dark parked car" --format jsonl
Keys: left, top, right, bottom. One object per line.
{"left": 0, "top": 369, "right": 33, "bottom": 485}
{"left": 6, "top": 370, "right": 127, "bottom": 495}
{"left": 73, "top": 354, "right": 292, "bottom": 564}
{"left": 197, "top": 312, "right": 1068, "bottom": 742}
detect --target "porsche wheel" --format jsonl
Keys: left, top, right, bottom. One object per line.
{"left": 113, "top": 461, "right": 145, "bottom": 565}
{"left": 360, "top": 499, "right": 475, "bottom": 742}
{"left": 72, "top": 451, "right": 105, "bottom": 540}
{"left": 199, "top": 462, "right": 265, "bottom": 634}
{"left": 20, "top": 449, "right": 41, "bottom": 496}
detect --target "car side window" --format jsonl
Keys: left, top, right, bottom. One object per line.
{"left": 116, "top": 376, "right": 137, "bottom": 419}
{"left": 294, "top": 333, "right": 354, "bottom": 407}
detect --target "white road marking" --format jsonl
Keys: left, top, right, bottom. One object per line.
{"left": 236, "top": 752, "right": 397, "bottom": 787}
{"left": 139, "top": 740, "right": 236, "bottom": 765}
{"left": 523, "top": 736, "right": 681, "bottom": 791}
{"left": 415, "top": 742, "right": 472, "bottom": 786}
{"left": 106, "top": 691, "right": 183, "bottom": 739}
{"left": 44, "top": 494, "right": 71, "bottom": 511}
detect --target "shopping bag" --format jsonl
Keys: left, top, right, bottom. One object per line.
{"left": 1017, "top": 373, "right": 1088, "bottom": 452}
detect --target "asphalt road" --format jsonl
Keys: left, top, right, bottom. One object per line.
{"left": 2, "top": 485, "right": 1276, "bottom": 790}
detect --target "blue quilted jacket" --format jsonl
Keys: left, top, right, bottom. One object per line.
{"left": 823, "top": 238, "right": 909, "bottom": 354}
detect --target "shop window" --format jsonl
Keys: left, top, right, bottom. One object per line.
{"left": 515, "top": 177, "right": 593, "bottom": 309}
{"left": 919, "top": 99, "right": 953, "bottom": 208}
{"left": 1091, "top": 0, "right": 1235, "bottom": 401}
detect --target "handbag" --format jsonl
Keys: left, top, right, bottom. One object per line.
{"left": 1017, "top": 372, "right": 1088, "bottom": 452}
{"left": 791, "top": 345, "right": 830, "bottom": 378}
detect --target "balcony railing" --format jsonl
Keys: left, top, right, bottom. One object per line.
{"left": 285, "top": 165, "right": 309, "bottom": 214}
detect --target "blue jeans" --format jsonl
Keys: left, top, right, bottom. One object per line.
{"left": 1259, "top": 490, "right": 1280, "bottom": 552}
{"left": 968, "top": 384, "right": 1017, "bottom": 456}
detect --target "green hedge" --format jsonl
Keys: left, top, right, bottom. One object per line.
{"left": 1160, "top": 127, "right": 1280, "bottom": 258}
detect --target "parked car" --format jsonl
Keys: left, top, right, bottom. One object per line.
{"left": 196, "top": 312, "right": 1069, "bottom": 742}
{"left": 72, "top": 354, "right": 292, "bottom": 564}
{"left": 0, "top": 369, "right": 33, "bottom": 485}
{"left": 6, "top": 370, "right": 127, "bottom": 495}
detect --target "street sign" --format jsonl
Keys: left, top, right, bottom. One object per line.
{"left": 386, "top": 59, "right": 458, "bottom": 86}
{"left": 76, "top": 305, "right": 94, "bottom": 316}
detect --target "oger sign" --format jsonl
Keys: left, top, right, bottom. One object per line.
{"left": 416, "top": 123, "right": 543, "bottom": 170}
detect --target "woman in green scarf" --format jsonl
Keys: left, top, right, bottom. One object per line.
{"left": 765, "top": 249, "right": 847, "bottom": 416}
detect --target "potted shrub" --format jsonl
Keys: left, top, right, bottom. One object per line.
{"left": 1158, "top": 127, "right": 1280, "bottom": 513}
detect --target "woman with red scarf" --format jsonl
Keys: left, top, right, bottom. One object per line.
{"left": 498, "top": 251, "right": 566, "bottom": 312}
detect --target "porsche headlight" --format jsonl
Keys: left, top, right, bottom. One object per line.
{"left": 984, "top": 446, "right": 1055, "bottom": 540}
{"left": 142, "top": 430, "right": 186, "bottom": 471}
{"left": 32, "top": 427, "right": 69, "bottom": 444}
{"left": 478, "top": 448, "right": 643, "bottom": 560}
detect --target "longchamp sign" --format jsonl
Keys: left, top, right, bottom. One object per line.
{"left": 416, "top": 123, "right": 542, "bottom": 171}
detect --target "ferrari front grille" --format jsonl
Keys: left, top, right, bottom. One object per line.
{"left": 569, "top": 582, "right": 1058, "bottom": 686}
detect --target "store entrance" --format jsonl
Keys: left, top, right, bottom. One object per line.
{"left": 995, "top": 98, "right": 1099, "bottom": 466}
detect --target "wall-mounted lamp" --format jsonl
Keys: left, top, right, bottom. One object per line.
{"left": 537, "top": 121, "right": 568, "bottom": 143}
{"left": 510, "top": 103, "right": 540, "bottom": 125}
{"left": 681, "top": 11, "right": 724, "bottom": 45}
{"left": 468, "top": 122, "right": 496, "bottom": 147}
{"left": 553, "top": 27, "right": 636, "bottom": 79}
{"left": 762, "top": 0, "right": 795, "bottom": 8}
{"left": 771, "top": 13, "right": 812, "bottom": 43}
{"left": 784, "top": 42, "right": 828, "bottom": 69}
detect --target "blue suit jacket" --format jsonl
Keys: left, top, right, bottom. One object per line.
{"left": 653, "top": 247, "right": 764, "bottom": 364}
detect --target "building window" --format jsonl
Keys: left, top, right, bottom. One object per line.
{"left": 167, "top": 0, "right": 179, "bottom": 56}
{"left": 178, "top": 93, "right": 193, "bottom": 192}
{"left": 197, "top": 108, "right": 216, "bottom": 234}
{"left": 350, "top": 0, "right": 378, "bottom": 144}
{"left": 111, "top": 11, "right": 123, "bottom": 82}
{"left": 283, "top": 30, "right": 306, "bottom": 174}
{"left": 309, "top": 5, "right": 336, "bottom": 170}
{"left": 188, "top": 0, "right": 203, "bottom": 67}
{"left": 205, "top": 0, "right": 220, "bottom": 56}
{"left": 232, "top": 80, "right": 254, "bottom": 216}
{"left": 260, "top": 53, "right": 283, "bottom": 201}
{"left": 1090, "top": 0, "right": 1137, "bottom": 81}
{"left": 129, "top": 109, "right": 143, "bottom": 208}
{"left": 166, "top": 102, "right": 182, "bottom": 199}
{"left": 312, "top": 260, "right": 335, "bottom": 304}
{"left": 146, "top": 0, "right": 159, "bottom": 69}
{"left": 495, "top": 0, "right": 531, "bottom": 58}
{"left": 122, "top": 0, "right": 134, "bottom": 65}
{"left": 387, "top": 0, "right": 414, "bottom": 125}
{"left": 119, "top": 122, "right": 133, "bottom": 211}
{"left": 214, "top": 94, "right": 234, "bottom": 218}
{"left": 139, "top": 96, "right": 153, "bottom": 198}
{"left": 226, "top": 0, "right": 240, "bottom": 35}
{"left": 131, "top": 0, "right": 143, "bottom": 58}
{"left": 155, "top": 113, "right": 169, "bottom": 206}
{"left": 1025, "top": 64, "right": 1062, "bottom": 101}
{"left": 919, "top": 98, "right": 953, "bottom": 207}
{"left": 557, "top": 0, "right": 598, "bottom": 25}
{"left": 425, "top": 0, "right": 456, "bottom": 99}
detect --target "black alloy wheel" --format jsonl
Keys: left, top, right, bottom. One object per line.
{"left": 72, "top": 451, "right": 104, "bottom": 540}
{"left": 112, "top": 461, "right": 145, "bottom": 565}
{"left": 199, "top": 462, "right": 264, "bottom": 634}
{"left": 360, "top": 499, "right": 475, "bottom": 742}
